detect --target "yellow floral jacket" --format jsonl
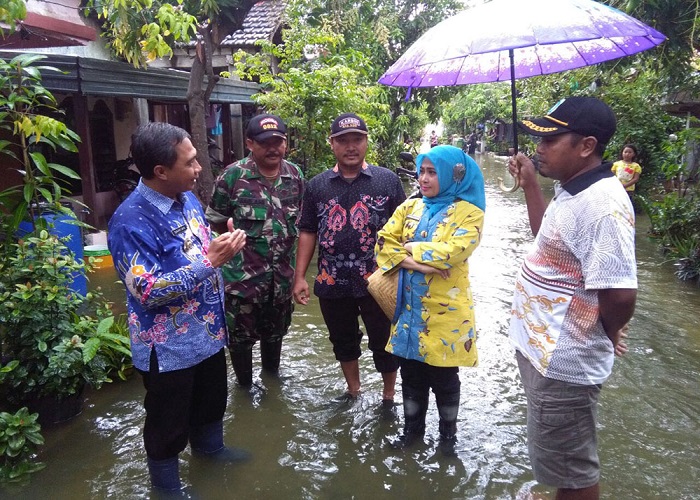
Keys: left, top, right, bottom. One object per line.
{"left": 375, "top": 198, "right": 484, "bottom": 367}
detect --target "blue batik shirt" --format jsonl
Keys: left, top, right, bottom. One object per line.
{"left": 108, "top": 181, "right": 227, "bottom": 373}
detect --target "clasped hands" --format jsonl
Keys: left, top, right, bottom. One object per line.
{"left": 208, "top": 218, "right": 247, "bottom": 268}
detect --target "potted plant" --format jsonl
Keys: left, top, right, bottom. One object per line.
{"left": 0, "top": 229, "right": 118, "bottom": 424}
{"left": 0, "top": 54, "right": 131, "bottom": 425}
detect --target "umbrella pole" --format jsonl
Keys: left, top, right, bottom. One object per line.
{"left": 498, "top": 49, "right": 521, "bottom": 193}
{"left": 509, "top": 49, "right": 518, "bottom": 155}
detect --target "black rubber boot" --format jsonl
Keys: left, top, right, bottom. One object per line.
{"left": 147, "top": 455, "right": 182, "bottom": 492}
{"left": 392, "top": 387, "right": 429, "bottom": 449}
{"left": 190, "top": 420, "right": 251, "bottom": 463}
{"left": 436, "top": 391, "right": 460, "bottom": 457}
{"left": 260, "top": 339, "right": 283, "bottom": 373}
{"left": 229, "top": 345, "right": 253, "bottom": 387}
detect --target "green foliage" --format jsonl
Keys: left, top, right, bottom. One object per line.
{"left": 657, "top": 124, "right": 700, "bottom": 196}
{"left": 0, "top": 0, "right": 27, "bottom": 35}
{"left": 0, "top": 230, "right": 119, "bottom": 404}
{"left": 0, "top": 54, "right": 132, "bottom": 414}
{"left": 95, "top": 315, "right": 134, "bottom": 381}
{"left": 441, "top": 83, "right": 512, "bottom": 137}
{"left": 0, "top": 407, "right": 45, "bottom": 484}
{"left": 314, "top": 0, "right": 462, "bottom": 170}
{"left": 640, "top": 192, "right": 700, "bottom": 283}
{"left": 600, "top": 66, "right": 682, "bottom": 188}
{"left": 232, "top": 13, "right": 388, "bottom": 176}
{"left": 610, "top": 0, "right": 700, "bottom": 89}
{"left": 88, "top": 0, "right": 198, "bottom": 66}
{"left": 233, "top": 0, "right": 461, "bottom": 176}
{"left": 0, "top": 53, "right": 84, "bottom": 242}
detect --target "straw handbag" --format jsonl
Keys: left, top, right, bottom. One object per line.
{"left": 367, "top": 268, "right": 399, "bottom": 320}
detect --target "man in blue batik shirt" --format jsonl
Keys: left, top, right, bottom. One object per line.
{"left": 108, "top": 122, "right": 248, "bottom": 493}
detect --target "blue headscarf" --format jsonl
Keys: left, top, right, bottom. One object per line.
{"left": 415, "top": 145, "right": 486, "bottom": 219}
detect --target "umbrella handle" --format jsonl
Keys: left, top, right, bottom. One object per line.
{"left": 498, "top": 174, "right": 520, "bottom": 192}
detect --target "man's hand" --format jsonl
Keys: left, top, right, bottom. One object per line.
{"left": 292, "top": 275, "right": 310, "bottom": 305}
{"left": 508, "top": 152, "right": 538, "bottom": 189}
{"left": 208, "top": 218, "right": 246, "bottom": 267}
{"left": 615, "top": 324, "right": 629, "bottom": 357}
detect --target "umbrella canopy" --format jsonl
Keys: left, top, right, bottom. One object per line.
{"left": 379, "top": 0, "right": 666, "bottom": 179}
{"left": 378, "top": 0, "right": 666, "bottom": 88}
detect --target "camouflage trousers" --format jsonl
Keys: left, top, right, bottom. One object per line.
{"left": 224, "top": 295, "right": 294, "bottom": 349}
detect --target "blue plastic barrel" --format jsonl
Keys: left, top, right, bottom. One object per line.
{"left": 18, "top": 213, "right": 87, "bottom": 296}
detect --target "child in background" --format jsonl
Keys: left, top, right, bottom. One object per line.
{"left": 611, "top": 144, "right": 642, "bottom": 194}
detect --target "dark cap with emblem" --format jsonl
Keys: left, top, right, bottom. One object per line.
{"left": 246, "top": 114, "right": 287, "bottom": 142}
{"left": 518, "top": 97, "right": 616, "bottom": 145}
{"left": 330, "top": 113, "right": 369, "bottom": 138}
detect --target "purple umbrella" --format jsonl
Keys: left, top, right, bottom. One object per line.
{"left": 379, "top": 0, "right": 665, "bottom": 188}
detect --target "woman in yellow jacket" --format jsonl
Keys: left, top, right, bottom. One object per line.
{"left": 375, "top": 145, "right": 485, "bottom": 455}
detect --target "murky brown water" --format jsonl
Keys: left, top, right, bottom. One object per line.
{"left": 2, "top": 155, "right": 699, "bottom": 499}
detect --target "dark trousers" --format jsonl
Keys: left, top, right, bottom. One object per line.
{"left": 319, "top": 295, "right": 399, "bottom": 373}
{"left": 139, "top": 348, "right": 227, "bottom": 460}
{"left": 399, "top": 358, "right": 460, "bottom": 400}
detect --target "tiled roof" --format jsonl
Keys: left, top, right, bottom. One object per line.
{"left": 221, "top": 0, "right": 286, "bottom": 48}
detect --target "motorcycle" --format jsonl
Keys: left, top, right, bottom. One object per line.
{"left": 112, "top": 157, "right": 140, "bottom": 202}
{"left": 111, "top": 139, "right": 228, "bottom": 203}
{"left": 395, "top": 151, "right": 420, "bottom": 199}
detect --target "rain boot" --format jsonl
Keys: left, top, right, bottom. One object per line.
{"left": 436, "top": 391, "right": 460, "bottom": 457}
{"left": 392, "top": 387, "right": 429, "bottom": 449}
{"left": 147, "top": 455, "right": 182, "bottom": 492}
{"left": 190, "top": 420, "right": 251, "bottom": 463}
{"left": 229, "top": 345, "right": 253, "bottom": 387}
{"left": 260, "top": 338, "right": 283, "bottom": 373}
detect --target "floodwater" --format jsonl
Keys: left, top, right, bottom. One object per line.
{"left": 2, "top": 155, "right": 699, "bottom": 499}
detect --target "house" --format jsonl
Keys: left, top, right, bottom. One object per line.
{"left": 148, "top": 0, "right": 288, "bottom": 160}
{"left": 0, "top": 1, "right": 264, "bottom": 229}
{"left": 0, "top": 0, "right": 97, "bottom": 49}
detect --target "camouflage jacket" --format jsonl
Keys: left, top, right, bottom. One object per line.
{"left": 206, "top": 155, "right": 304, "bottom": 303}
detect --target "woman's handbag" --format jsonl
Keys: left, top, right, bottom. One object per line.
{"left": 367, "top": 268, "right": 399, "bottom": 320}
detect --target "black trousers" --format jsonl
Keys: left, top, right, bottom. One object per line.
{"left": 319, "top": 295, "right": 399, "bottom": 373}
{"left": 139, "top": 348, "right": 227, "bottom": 460}
{"left": 399, "top": 358, "right": 460, "bottom": 399}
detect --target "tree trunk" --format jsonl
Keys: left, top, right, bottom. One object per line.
{"left": 187, "top": 61, "right": 213, "bottom": 205}
{"left": 184, "top": 0, "right": 257, "bottom": 205}
{"left": 188, "top": 27, "right": 219, "bottom": 206}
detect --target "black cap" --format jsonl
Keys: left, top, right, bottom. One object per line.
{"left": 246, "top": 114, "right": 287, "bottom": 142}
{"left": 330, "top": 113, "right": 368, "bottom": 138}
{"left": 519, "top": 97, "right": 616, "bottom": 145}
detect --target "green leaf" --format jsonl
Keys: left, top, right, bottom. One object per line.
{"left": 29, "top": 152, "right": 50, "bottom": 176}
{"left": 96, "top": 316, "right": 115, "bottom": 335}
{"left": 82, "top": 337, "right": 101, "bottom": 363}
{"left": 0, "top": 360, "right": 19, "bottom": 373}
{"left": 47, "top": 163, "right": 81, "bottom": 180}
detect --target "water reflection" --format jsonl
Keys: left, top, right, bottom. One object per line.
{"left": 3, "top": 154, "right": 699, "bottom": 499}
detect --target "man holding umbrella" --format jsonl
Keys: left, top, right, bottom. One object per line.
{"left": 508, "top": 97, "right": 637, "bottom": 499}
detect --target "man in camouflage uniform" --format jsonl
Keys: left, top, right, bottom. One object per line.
{"left": 207, "top": 114, "right": 304, "bottom": 387}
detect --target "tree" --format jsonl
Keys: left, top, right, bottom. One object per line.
{"left": 0, "top": 0, "right": 26, "bottom": 32}
{"left": 610, "top": 0, "right": 700, "bottom": 89}
{"left": 88, "top": 0, "right": 258, "bottom": 204}
{"left": 231, "top": 16, "right": 389, "bottom": 176}
{"left": 441, "top": 84, "right": 511, "bottom": 138}
{"left": 308, "top": 0, "right": 463, "bottom": 166}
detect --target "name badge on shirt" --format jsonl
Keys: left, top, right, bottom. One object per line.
{"left": 172, "top": 225, "right": 188, "bottom": 236}
{"left": 407, "top": 214, "right": 421, "bottom": 221}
